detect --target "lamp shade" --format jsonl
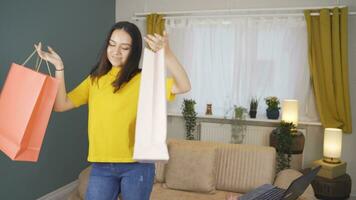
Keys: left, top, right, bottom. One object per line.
{"left": 282, "top": 99, "right": 298, "bottom": 126}
{"left": 323, "top": 128, "right": 342, "bottom": 159}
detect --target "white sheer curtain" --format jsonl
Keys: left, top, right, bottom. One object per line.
{"left": 165, "top": 16, "right": 319, "bottom": 121}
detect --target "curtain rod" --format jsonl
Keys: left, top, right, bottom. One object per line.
{"left": 134, "top": 5, "right": 349, "bottom": 16}
{"left": 132, "top": 5, "right": 356, "bottom": 21}
{"left": 132, "top": 12, "right": 356, "bottom": 21}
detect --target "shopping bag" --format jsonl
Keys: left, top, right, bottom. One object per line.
{"left": 133, "top": 48, "right": 169, "bottom": 163}
{"left": 0, "top": 49, "right": 59, "bottom": 162}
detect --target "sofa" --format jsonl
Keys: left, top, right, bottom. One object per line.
{"left": 68, "top": 139, "right": 315, "bottom": 200}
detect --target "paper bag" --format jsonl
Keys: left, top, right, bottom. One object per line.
{"left": 0, "top": 60, "right": 59, "bottom": 162}
{"left": 133, "top": 48, "right": 169, "bottom": 163}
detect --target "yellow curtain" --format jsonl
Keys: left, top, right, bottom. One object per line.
{"left": 304, "top": 7, "right": 352, "bottom": 133}
{"left": 146, "top": 13, "right": 165, "bottom": 35}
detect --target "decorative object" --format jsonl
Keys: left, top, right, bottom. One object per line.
{"left": 269, "top": 121, "right": 294, "bottom": 172}
{"left": 323, "top": 128, "right": 342, "bottom": 164}
{"left": 280, "top": 99, "right": 305, "bottom": 153}
{"left": 231, "top": 106, "right": 247, "bottom": 144}
{"left": 234, "top": 106, "right": 247, "bottom": 119}
{"left": 205, "top": 103, "right": 212, "bottom": 115}
{"left": 249, "top": 97, "right": 258, "bottom": 118}
{"left": 181, "top": 99, "right": 197, "bottom": 140}
{"left": 310, "top": 128, "right": 350, "bottom": 199}
{"left": 265, "top": 96, "right": 280, "bottom": 119}
{"left": 281, "top": 99, "right": 298, "bottom": 126}
{"left": 270, "top": 126, "right": 305, "bottom": 172}
{"left": 312, "top": 128, "right": 346, "bottom": 180}
{"left": 270, "top": 99, "right": 305, "bottom": 172}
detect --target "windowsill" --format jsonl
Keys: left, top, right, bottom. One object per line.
{"left": 168, "top": 112, "right": 322, "bottom": 126}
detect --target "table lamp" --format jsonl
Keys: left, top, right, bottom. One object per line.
{"left": 313, "top": 128, "right": 347, "bottom": 179}
{"left": 323, "top": 128, "right": 342, "bottom": 164}
{"left": 281, "top": 99, "right": 298, "bottom": 126}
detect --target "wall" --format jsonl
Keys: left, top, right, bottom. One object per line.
{"left": 116, "top": 0, "right": 356, "bottom": 196}
{"left": 0, "top": 0, "right": 115, "bottom": 199}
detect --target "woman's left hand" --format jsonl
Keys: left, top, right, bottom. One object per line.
{"left": 144, "top": 31, "right": 171, "bottom": 53}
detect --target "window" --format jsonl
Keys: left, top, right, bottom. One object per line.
{"left": 166, "top": 16, "right": 319, "bottom": 121}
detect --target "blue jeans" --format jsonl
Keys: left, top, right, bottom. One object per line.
{"left": 85, "top": 162, "right": 155, "bottom": 200}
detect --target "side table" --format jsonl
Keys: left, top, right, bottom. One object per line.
{"left": 301, "top": 168, "right": 352, "bottom": 200}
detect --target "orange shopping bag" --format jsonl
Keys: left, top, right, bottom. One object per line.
{"left": 0, "top": 49, "right": 59, "bottom": 162}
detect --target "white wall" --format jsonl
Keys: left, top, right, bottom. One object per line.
{"left": 116, "top": 0, "right": 356, "bottom": 196}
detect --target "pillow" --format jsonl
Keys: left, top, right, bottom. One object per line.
{"left": 164, "top": 142, "right": 217, "bottom": 193}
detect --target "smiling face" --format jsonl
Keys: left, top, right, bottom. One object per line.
{"left": 107, "top": 29, "right": 132, "bottom": 67}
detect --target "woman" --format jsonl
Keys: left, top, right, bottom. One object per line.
{"left": 35, "top": 21, "right": 190, "bottom": 200}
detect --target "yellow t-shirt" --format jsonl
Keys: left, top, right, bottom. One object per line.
{"left": 67, "top": 67, "right": 176, "bottom": 162}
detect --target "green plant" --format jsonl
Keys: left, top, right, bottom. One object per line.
{"left": 265, "top": 96, "right": 280, "bottom": 110}
{"left": 272, "top": 121, "right": 296, "bottom": 172}
{"left": 234, "top": 105, "right": 247, "bottom": 119}
{"left": 250, "top": 97, "right": 258, "bottom": 110}
{"left": 231, "top": 106, "right": 247, "bottom": 144}
{"left": 181, "top": 99, "right": 197, "bottom": 140}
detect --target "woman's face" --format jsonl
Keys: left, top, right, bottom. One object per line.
{"left": 107, "top": 29, "right": 132, "bottom": 67}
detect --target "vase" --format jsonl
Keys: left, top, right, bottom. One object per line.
{"left": 266, "top": 108, "right": 279, "bottom": 119}
{"left": 269, "top": 130, "right": 305, "bottom": 154}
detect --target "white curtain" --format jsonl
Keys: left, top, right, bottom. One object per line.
{"left": 165, "top": 16, "right": 319, "bottom": 121}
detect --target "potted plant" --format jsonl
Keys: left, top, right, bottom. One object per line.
{"left": 269, "top": 121, "right": 293, "bottom": 172}
{"left": 265, "top": 96, "right": 280, "bottom": 119}
{"left": 270, "top": 121, "right": 305, "bottom": 172}
{"left": 181, "top": 99, "right": 197, "bottom": 140}
{"left": 249, "top": 97, "right": 258, "bottom": 118}
{"left": 231, "top": 106, "right": 247, "bottom": 144}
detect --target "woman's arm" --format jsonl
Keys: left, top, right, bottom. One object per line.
{"left": 164, "top": 48, "right": 191, "bottom": 94}
{"left": 35, "top": 42, "right": 75, "bottom": 112}
{"left": 144, "top": 32, "right": 191, "bottom": 94}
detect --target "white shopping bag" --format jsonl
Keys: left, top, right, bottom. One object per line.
{"left": 133, "top": 48, "right": 169, "bottom": 163}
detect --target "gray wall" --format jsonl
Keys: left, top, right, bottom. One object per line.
{"left": 0, "top": 0, "right": 115, "bottom": 199}
{"left": 116, "top": 0, "right": 356, "bottom": 196}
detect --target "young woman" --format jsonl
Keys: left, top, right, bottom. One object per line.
{"left": 35, "top": 21, "right": 190, "bottom": 200}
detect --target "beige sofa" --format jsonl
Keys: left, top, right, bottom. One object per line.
{"left": 69, "top": 139, "right": 315, "bottom": 200}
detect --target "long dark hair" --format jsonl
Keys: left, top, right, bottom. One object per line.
{"left": 90, "top": 21, "right": 142, "bottom": 92}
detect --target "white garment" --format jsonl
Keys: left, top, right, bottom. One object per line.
{"left": 133, "top": 48, "right": 169, "bottom": 163}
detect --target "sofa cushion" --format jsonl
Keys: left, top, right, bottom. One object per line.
{"left": 164, "top": 141, "right": 217, "bottom": 193}
{"left": 215, "top": 144, "right": 276, "bottom": 193}
{"left": 152, "top": 183, "right": 241, "bottom": 200}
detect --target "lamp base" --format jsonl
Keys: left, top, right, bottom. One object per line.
{"left": 313, "top": 159, "right": 347, "bottom": 179}
{"left": 323, "top": 157, "right": 341, "bottom": 164}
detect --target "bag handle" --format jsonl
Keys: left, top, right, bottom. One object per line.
{"left": 22, "top": 49, "right": 53, "bottom": 77}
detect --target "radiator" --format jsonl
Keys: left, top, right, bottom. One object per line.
{"left": 199, "top": 122, "right": 306, "bottom": 146}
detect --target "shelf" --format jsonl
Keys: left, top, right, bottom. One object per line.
{"left": 168, "top": 112, "right": 322, "bottom": 126}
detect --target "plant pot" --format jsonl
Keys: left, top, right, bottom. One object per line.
{"left": 266, "top": 108, "right": 280, "bottom": 119}
{"left": 269, "top": 130, "right": 305, "bottom": 154}
{"left": 249, "top": 110, "right": 257, "bottom": 118}
{"left": 290, "top": 133, "right": 305, "bottom": 154}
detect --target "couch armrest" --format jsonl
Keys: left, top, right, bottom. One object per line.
{"left": 72, "top": 165, "right": 92, "bottom": 200}
{"left": 273, "top": 169, "right": 316, "bottom": 200}
{"left": 67, "top": 186, "right": 81, "bottom": 200}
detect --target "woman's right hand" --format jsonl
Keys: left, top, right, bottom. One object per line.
{"left": 34, "top": 42, "right": 64, "bottom": 70}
